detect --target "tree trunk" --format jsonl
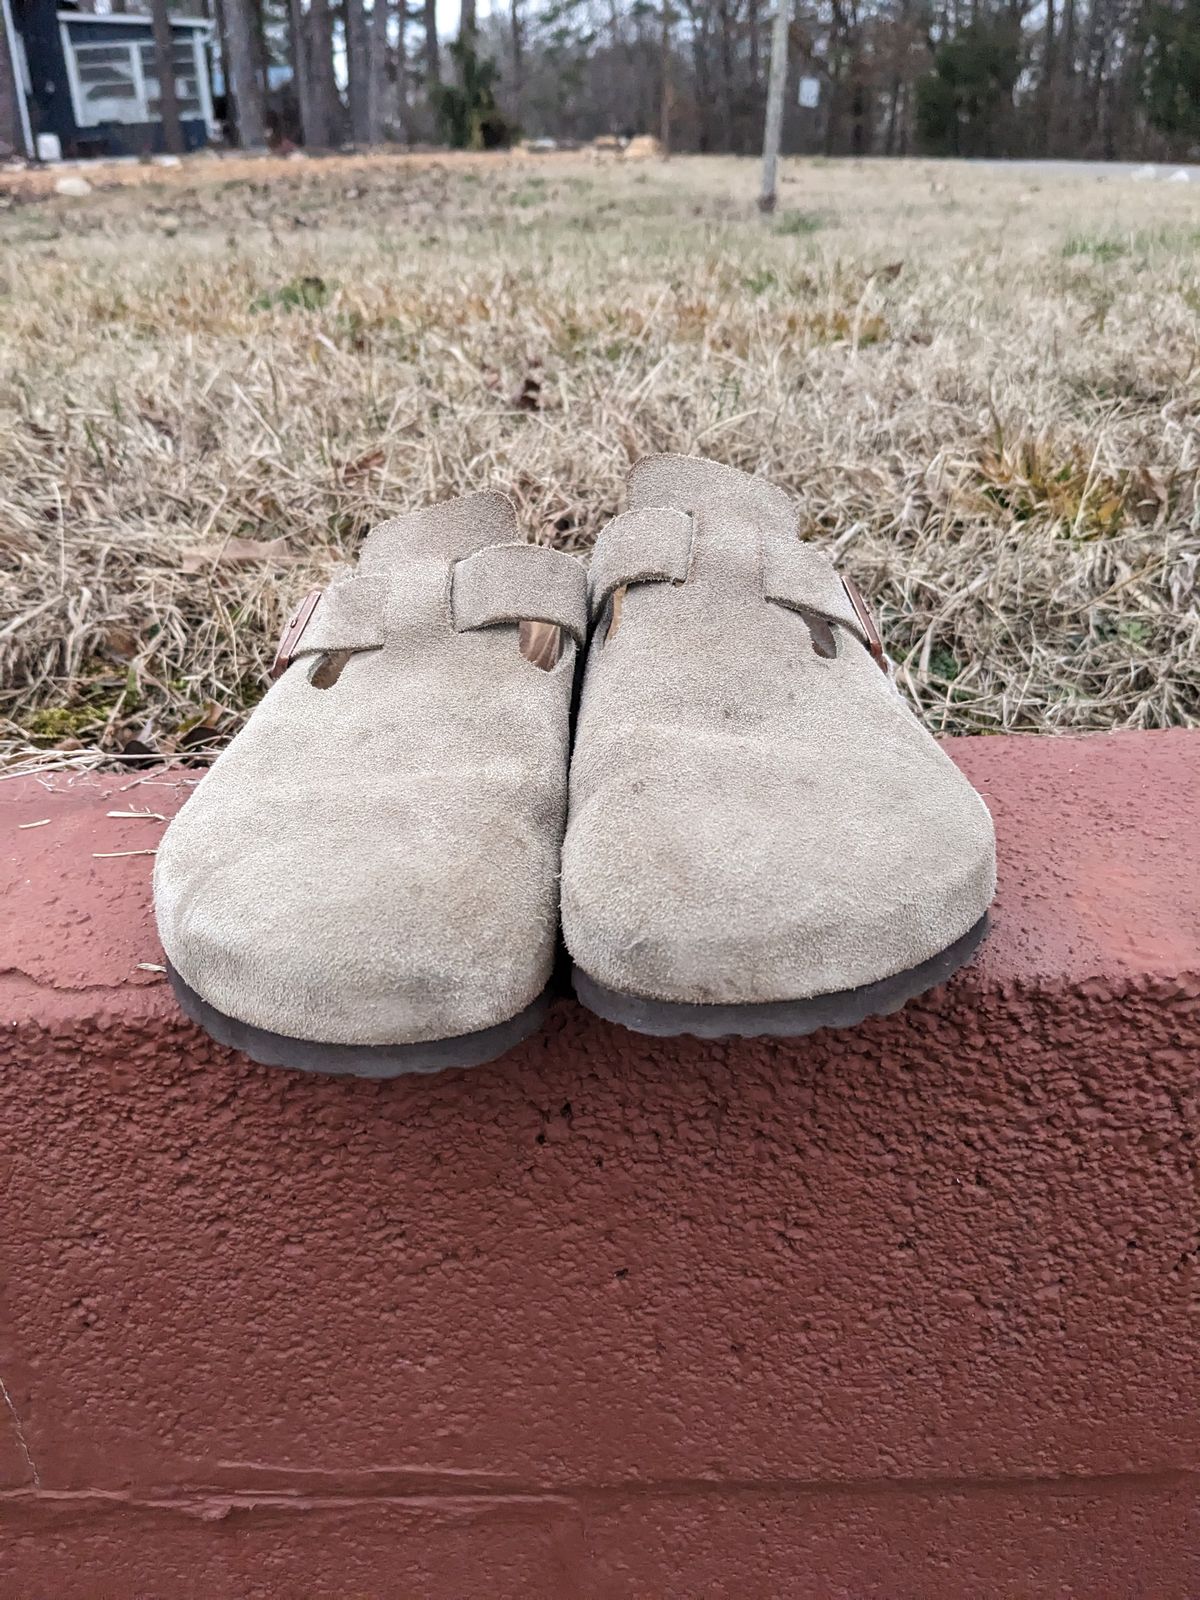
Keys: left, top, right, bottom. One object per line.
{"left": 716, "top": 0, "right": 736, "bottom": 150}
{"left": 251, "top": 0, "right": 271, "bottom": 95}
{"left": 510, "top": 0, "right": 524, "bottom": 101}
{"left": 287, "top": 0, "right": 317, "bottom": 143}
{"left": 223, "top": 0, "right": 268, "bottom": 146}
{"left": 824, "top": 0, "right": 845, "bottom": 154}
{"left": 1039, "top": 0, "right": 1056, "bottom": 154}
{"left": 689, "top": 2, "right": 715, "bottom": 150}
{"left": 659, "top": 0, "right": 671, "bottom": 154}
{"left": 0, "top": 0, "right": 28, "bottom": 157}
{"left": 459, "top": 0, "right": 476, "bottom": 41}
{"left": 308, "top": 0, "right": 342, "bottom": 144}
{"left": 368, "top": 0, "right": 392, "bottom": 139}
{"left": 346, "top": 0, "right": 371, "bottom": 141}
{"left": 1057, "top": 0, "right": 1077, "bottom": 153}
{"left": 884, "top": 74, "right": 900, "bottom": 153}
{"left": 210, "top": 0, "right": 232, "bottom": 125}
{"left": 396, "top": 0, "right": 410, "bottom": 137}
{"left": 149, "top": 0, "right": 186, "bottom": 154}
{"left": 423, "top": 0, "right": 440, "bottom": 86}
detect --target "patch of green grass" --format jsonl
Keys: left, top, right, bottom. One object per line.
{"left": 21, "top": 706, "right": 100, "bottom": 742}
{"left": 1117, "top": 617, "right": 1152, "bottom": 647}
{"left": 1062, "top": 234, "right": 1127, "bottom": 263}
{"left": 927, "top": 645, "right": 962, "bottom": 682}
{"left": 511, "top": 178, "right": 548, "bottom": 208}
{"left": 774, "top": 209, "right": 825, "bottom": 237}
{"left": 741, "top": 267, "right": 777, "bottom": 295}
{"left": 251, "top": 275, "right": 333, "bottom": 312}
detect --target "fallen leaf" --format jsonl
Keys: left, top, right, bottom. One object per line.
{"left": 179, "top": 722, "right": 225, "bottom": 752}
{"left": 341, "top": 448, "right": 386, "bottom": 482}
{"left": 176, "top": 701, "right": 226, "bottom": 753}
{"left": 119, "top": 734, "right": 159, "bottom": 768}
{"left": 182, "top": 536, "right": 296, "bottom": 574}
{"left": 100, "top": 625, "right": 139, "bottom": 661}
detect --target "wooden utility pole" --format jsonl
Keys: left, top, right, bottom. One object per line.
{"left": 759, "top": 0, "right": 790, "bottom": 211}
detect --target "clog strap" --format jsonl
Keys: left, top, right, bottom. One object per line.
{"left": 587, "top": 508, "right": 694, "bottom": 611}
{"left": 271, "top": 545, "right": 586, "bottom": 680}
{"left": 270, "top": 575, "right": 389, "bottom": 678}
{"left": 451, "top": 543, "right": 588, "bottom": 644}
{"left": 762, "top": 541, "right": 887, "bottom": 669}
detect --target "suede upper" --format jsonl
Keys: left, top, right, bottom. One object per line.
{"left": 561, "top": 455, "right": 996, "bottom": 1005}
{"left": 154, "top": 493, "right": 584, "bottom": 1046}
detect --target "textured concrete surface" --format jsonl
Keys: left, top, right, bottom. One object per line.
{"left": 1, "top": 730, "right": 1198, "bottom": 1598}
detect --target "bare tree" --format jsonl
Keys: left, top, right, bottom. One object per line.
{"left": 395, "top": 0, "right": 411, "bottom": 135}
{"left": 660, "top": 0, "right": 672, "bottom": 151}
{"left": 308, "top": 0, "right": 342, "bottom": 143}
{"left": 0, "top": 0, "right": 28, "bottom": 156}
{"left": 149, "top": 0, "right": 186, "bottom": 154}
{"left": 423, "top": 0, "right": 440, "bottom": 87}
{"left": 510, "top": 0, "right": 525, "bottom": 101}
{"left": 368, "top": 0, "right": 394, "bottom": 140}
{"left": 715, "top": 0, "right": 736, "bottom": 147}
{"left": 251, "top": 0, "right": 271, "bottom": 94}
{"left": 435, "top": 0, "right": 1172, "bottom": 163}
{"left": 347, "top": 0, "right": 371, "bottom": 141}
{"left": 223, "top": 0, "right": 268, "bottom": 145}
{"left": 287, "top": 0, "right": 319, "bottom": 142}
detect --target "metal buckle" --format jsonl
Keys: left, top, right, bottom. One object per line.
{"left": 841, "top": 576, "right": 888, "bottom": 672}
{"left": 270, "top": 588, "right": 323, "bottom": 680}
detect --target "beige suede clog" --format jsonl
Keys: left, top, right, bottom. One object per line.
{"left": 561, "top": 455, "right": 996, "bottom": 1038}
{"left": 154, "top": 492, "right": 586, "bottom": 1075}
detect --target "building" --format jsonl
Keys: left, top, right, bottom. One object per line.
{"left": 5, "top": 0, "right": 216, "bottom": 159}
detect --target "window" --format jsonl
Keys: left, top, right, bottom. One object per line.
{"left": 66, "top": 31, "right": 207, "bottom": 128}
{"left": 139, "top": 40, "right": 203, "bottom": 120}
{"left": 71, "top": 42, "right": 143, "bottom": 126}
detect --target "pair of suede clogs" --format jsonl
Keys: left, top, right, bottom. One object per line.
{"left": 153, "top": 455, "right": 996, "bottom": 1077}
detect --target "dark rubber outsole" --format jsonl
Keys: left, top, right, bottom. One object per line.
{"left": 571, "top": 913, "right": 990, "bottom": 1040}
{"left": 167, "top": 965, "right": 551, "bottom": 1078}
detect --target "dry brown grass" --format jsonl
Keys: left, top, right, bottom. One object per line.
{"left": 2, "top": 150, "right": 1198, "bottom": 772}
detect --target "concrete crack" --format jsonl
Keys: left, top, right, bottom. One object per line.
{"left": 0, "top": 1372, "right": 41, "bottom": 1489}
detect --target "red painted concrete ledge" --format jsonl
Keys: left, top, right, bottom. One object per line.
{"left": 1, "top": 730, "right": 1199, "bottom": 1599}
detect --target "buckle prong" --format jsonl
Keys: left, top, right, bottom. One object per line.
{"left": 841, "top": 576, "right": 888, "bottom": 672}
{"left": 270, "top": 588, "right": 323, "bottom": 680}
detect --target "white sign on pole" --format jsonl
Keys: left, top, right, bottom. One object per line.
{"left": 797, "top": 75, "right": 820, "bottom": 109}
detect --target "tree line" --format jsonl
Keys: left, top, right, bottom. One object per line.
{"left": 3, "top": 0, "right": 1199, "bottom": 161}
{"left": 215, "top": 0, "right": 1200, "bottom": 159}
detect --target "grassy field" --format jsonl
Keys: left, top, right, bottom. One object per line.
{"left": 1, "top": 150, "right": 1197, "bottom": 771}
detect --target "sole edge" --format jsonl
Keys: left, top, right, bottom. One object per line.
{"left": 167, "top": 966, "right": 551, "bottom": 1078}
{"left": 570, "top": 913, "right": 991, "bottom": 1040}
